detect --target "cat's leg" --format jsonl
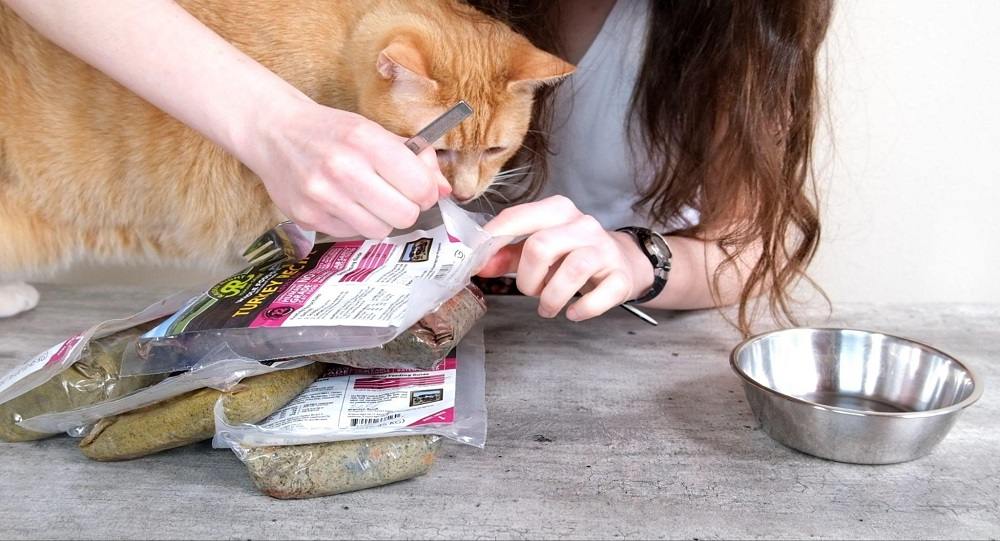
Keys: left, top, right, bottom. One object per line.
{"left": 0, "top": 195, "right": 74, "bottom": 317}
{"left": 0, "top": 281, "right": 39, "bottom": 317}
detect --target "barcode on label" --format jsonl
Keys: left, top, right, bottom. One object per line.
{"left": 350, "top": 413, "right": 402, "bottom": 427}
{"left": 432, "top": 264, "right": 454, "bottom": 280}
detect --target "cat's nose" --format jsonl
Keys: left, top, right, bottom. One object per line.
{"left": 451, "top": 184, "right": 481, "bottom": 203}
{"left": 450, "top": 167, "right": 479, "bottom": 203}
{"left": 451, "top": 190, "right": 476, "bottom": 204}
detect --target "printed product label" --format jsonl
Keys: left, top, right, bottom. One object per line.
{"left": 0, "top": 335, "right": 82, "bottom": 397}
{"left": 257, "top": 352, "right": 457, "bottom": 436}
{"left": 146, "top": 224, "right": 468, "bottom": 337}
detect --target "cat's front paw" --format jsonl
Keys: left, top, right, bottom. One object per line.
{"left": 0, "top": 281, "right": 40, "bottom": 318}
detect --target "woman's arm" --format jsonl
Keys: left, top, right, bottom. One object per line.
{"left": 3, "top": 0, "right": 448, "bottom": 238}
{"left": 477, "top": 196, "right": 758, "bottom": 320}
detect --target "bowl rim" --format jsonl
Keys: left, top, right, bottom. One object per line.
{"left": 729, "top": 327, "right": 984, "bottom": 419}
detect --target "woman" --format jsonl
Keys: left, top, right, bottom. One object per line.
{"left": 471, "top": 0, "right": 832, "bottom": 333}
{"left": 3, "top": 0, "right": 832, "bottom": 333}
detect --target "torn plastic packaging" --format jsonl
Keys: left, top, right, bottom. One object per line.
{"left": 122, "top": 199, "right": 505, "bottom": 377}
{"left": 17, "top": 284, "right": 485, "bottom": 436}
{"left": 214, "top": 326, "right": 487, "bottom": 450}
{"left": 17, "top": 356, "right": 314, "bottom": 436}
{"left": 77, "top": 363, "right": 325, "bottom": 462}
{"left": 0, "top": 292, "right": 195, "bottom": 442}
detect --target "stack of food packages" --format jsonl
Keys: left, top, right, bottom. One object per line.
{"left": 0, "top": 203, "right": 496, "bottom": 499}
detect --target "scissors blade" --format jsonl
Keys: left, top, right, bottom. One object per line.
{"left": 404, "top": 101, "right": 474, "bottom": 155}
{"left": 619, "top": 303, "right": 658, "bottom": 326}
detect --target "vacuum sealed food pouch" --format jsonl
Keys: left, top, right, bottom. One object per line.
{"left": 304, "top": 284, "right": 485, "bottom": 370}
{"left": 214, "top": 326, "right": 487, "bottom": 450}
{"left": 22, "top": 282, "right": 483, "bottom": 434}
{"left": 240, "top": 435, "right": 442, "bottom": 499}
{"left": 125, "top": 199, "right": 502, "bottom": 376}
{"left": 18, "top": 357, "right": 314, "bottom": 436}
{"left": 220, "top": 327, "right": 485, "bottom": 499}
{"left": 0, "top": 292, "right": 193, "bottom": 442}
{"left": 78, "top": 362, "right": 324, "bottom": 461}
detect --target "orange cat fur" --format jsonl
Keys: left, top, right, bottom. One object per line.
{"left": 0, "top": 0, "right": 573, "bottom": 285}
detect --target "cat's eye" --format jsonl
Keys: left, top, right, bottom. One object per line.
{"left": 485, "top": 146, "right": 507, "bottom": 156}
{"left": 435, "top": 149, "right": 457, "bottom": 162}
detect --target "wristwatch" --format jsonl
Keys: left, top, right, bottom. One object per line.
{"left": 615, "top": 226, "right": 672, "bottom": 304}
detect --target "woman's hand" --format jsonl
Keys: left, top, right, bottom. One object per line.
{"left": 241, "top": 98, "right": 451, "bottom": 239}
{"left": 478, "top": 196, "right": 654, "bottom": 321}
{"left": 3, "top": 0, "right": 450, "bottom": 240}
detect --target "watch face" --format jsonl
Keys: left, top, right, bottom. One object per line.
{"left": 645, "top": 231, "right": 672, "bottom": 266}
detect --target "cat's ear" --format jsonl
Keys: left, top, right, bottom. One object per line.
{"left": 507, "top": 41, "right": 575, "bottom": 93}
{"left": 377, "top": 35, "right": 438, "bottom": 99}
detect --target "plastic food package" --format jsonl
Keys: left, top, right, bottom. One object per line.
{"left": 18, "top": 357, "right": 314, "bottom": 436}
{"left": 125, "top": 200, "right": 503, "bottom": 376}
{"left": 214, "top": 326, "right": 487, "bottom": 450}
{"left": 0, "top": 293, "right": 194, "bottom": 442}
{"left": 304, "top": 284, "right": 485, "bottom": 370}
{"left": 0, "top": 325, "right": 165, "bottom": 442}
{"left": 219, "top": 327, "right": 486, "bottom": 499}
{"left": 16, "top": 282, "right": 484, "bottom": 436}
{"left": 240, "top": 435, "right": 442, "bottom": 499}
{"left": 78, "top": 363, "right": 324, "bottom": 461}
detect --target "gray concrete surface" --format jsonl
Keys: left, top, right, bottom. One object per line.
{"left": 0, "top": 285, "right": 997, "bottom": 540}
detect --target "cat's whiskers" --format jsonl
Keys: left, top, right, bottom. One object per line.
{"left": 491, "top": 166, "right": 533, "bottom": 181}
{"left": 489, "top": 179, "right": 521, "bottom": 187}
{"left": 517, "top": 144, "right": 544, "bottom": 159}
{"left": 495, "top": 169, "right": 532, "bottom": 176}
{"left": 482, "top": 187, "right": 511, "bottom": 204}
{"left": 497, "top": 164, "right": 532, "bottom": 173}
{"left": 490, "top": 174, "right": 533, "bottom": 187}
{"left": 479, "top": 192, "right": 500, "bottom": 214}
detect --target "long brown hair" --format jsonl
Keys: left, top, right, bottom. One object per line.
{"left": 469, "top": 0, "right": 833, "bottom": 335}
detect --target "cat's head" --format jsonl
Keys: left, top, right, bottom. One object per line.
{"left": 354, "top": 5, "right": 574, "bottom": 203}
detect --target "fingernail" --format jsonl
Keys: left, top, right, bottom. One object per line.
{"left": 565, "top": 308, "right": 579, "bottom": 321}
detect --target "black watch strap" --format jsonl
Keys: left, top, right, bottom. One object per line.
{"left": 616, "top": 226, "right": 671, "bottom": 304}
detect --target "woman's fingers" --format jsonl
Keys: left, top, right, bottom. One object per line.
{"left": 515, "top": 214, "right": 608, "bottom": 296}
{"left": 478, "top": 196, "right": 583, "bottom": 278}
{"left": 478, "top": 196, "right": 640, "bottom": 322}
{"left": 566, "top": 271, "right": 633, "bottom": 321}
{"left": 483, "top": 195, "right": 583, "bottom": 238}
{"left": 416, "top": 145, "right": 452, "bottom": 197}
{"left": 348, "top": 169, "right": 422, "bottom": 230}
{"left": 295, "top": 211, "right": 355, "bottom": 239}
{"left": 301, "top": 195, "right": 395, "bottom": 240}
{"left": 536, "top": 247, "right": 602, "bottom": 318}
{"left": 339, "top": 202, "right": 396, "bottom": 239}
{"left": 476, "top": 243, "right": 523, "bottom": 277}
{"left": 247, "top": 102, "right": 449, "bottom": 239}
{"left": 302, "top": 157, "right": 419, "bottom": 237}
{"left": 369, "top": 129, "right": 440, "bottom": 211}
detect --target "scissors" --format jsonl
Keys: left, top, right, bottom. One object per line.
{"left": 246, "top": 100, "right": 658, "bottom": 326}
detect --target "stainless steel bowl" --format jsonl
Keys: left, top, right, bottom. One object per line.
{"left": 730, "top": 328, "right": 982, "bottom": 464}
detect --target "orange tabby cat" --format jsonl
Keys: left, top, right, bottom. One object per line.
{"left": 0, "top": 0, "right": 573, "bottom": 316}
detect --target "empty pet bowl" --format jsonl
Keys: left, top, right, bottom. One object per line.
{"left": 730, "top": 328, "right": 982, "bottom": 464}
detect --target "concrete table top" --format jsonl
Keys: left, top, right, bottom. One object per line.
{"left": 0, "top": 285, "right": 996, "bottom": 540}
